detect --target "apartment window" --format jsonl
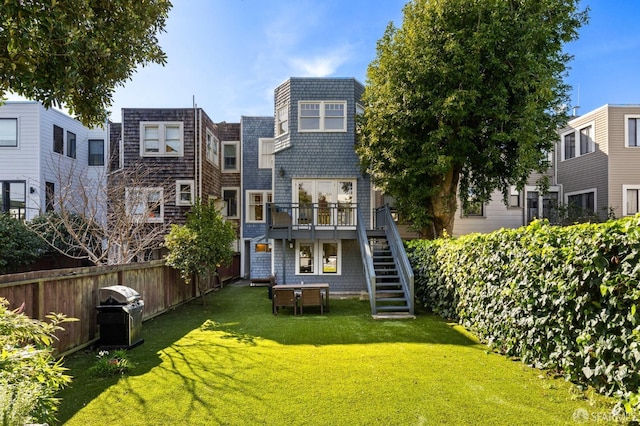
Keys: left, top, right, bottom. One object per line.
{"left": 66, "top": 131, "right": 76, "bottom": 159}
{"left": 563, "top": 132, "right": 576, "bottom": 160}
{"left": 509, "top": 186, "right": 520, "bottom": 208}
{"left": 206, "top": 130, "right": 219, "bottom": 165}
{"left": 222, "top": 187, "right": 238, "bottom": 218}
{"left": 45, "top": 182, "right": 55, "bottom": 212}
{"left": 0, "top": 181, "right": 26, "bottom": 219}
{"left": 53, "top": 125, "right": 64, "bottom": 154}
{"left": 246, "top": 191, "right": 272, "bottom": 222}
{"left": 356, "top": 103, "right": 365, "bottom": 116}
{"left": 176, "top": 180, "right": 195, "bottom": 206}
{"left": 462, "top": 188, "right": 484, "bottom": 217}
{"left": 140, "top": 122, "right": 183, "bottom": 156}
{"left": 277, "top": 105, "right": 289, "bottom": 136}
{"left": 0, "top": 118, "right": 17, "bottom": 147}
{"left": 579, "top": 125, "right": 594, "bottom": 155}
{"left": 258, "top": 138, "right": 274, "bottom": 169}
{"left": 255, "top": 243, "right": 271, "bottom": 253}
{"left": 295, "top": 240, "right": 342, "bottom": 275}
{"left": 623, "top": 185, "right": 640, "bottom": 216}
{"left": 222, "top": 141, "right": 239, "bottom": 172}
{"left": 126, "top": 187, "right": 164, "bottom": 223}
{"left": 625, "top": 115, "right": 640, "bottom": 147}
{"left": 298, "top": 101, "right": 346, "bottom": 132}
{"left": 88, "top": 139, "right": 105, "bottom": 166}
{"left": 566, "top": 190, "right": 595, "bottom": 215}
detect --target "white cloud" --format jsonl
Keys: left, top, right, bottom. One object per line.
{"left": 289, "top": 46, "right": 352, "bottom": 77}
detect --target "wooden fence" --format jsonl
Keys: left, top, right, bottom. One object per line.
{"left": 0, "top": 260, "right": 225, "bottom": 354}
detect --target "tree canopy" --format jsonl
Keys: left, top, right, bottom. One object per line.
{"left": 165, "top": 200, "right": 236, "bottom": 304}
{"left": 0, "top": 0, "right": 171, "bottom": 126}
{"left": 357, "top": 0, "right": 588, "bottom": 238}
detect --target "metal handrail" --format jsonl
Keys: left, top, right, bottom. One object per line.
{"left": 375, "top": 205, "right": 415, "bottom": 315}
{"left": 356, "top": 208, "right": 378, "bottom": 314}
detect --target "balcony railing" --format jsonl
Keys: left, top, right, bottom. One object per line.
{"left": 266, "top": 202, "right": 358, "bottom": 238}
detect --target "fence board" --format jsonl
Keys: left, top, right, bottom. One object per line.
{"left": 0, "top": 261, "right": 202, "bottom": 354}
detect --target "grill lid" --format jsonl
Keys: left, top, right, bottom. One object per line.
{"left": 99, "top": 285, "right": 140, "bottom": 305}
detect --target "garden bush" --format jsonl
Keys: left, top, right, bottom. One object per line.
{"left": 407, "top": 217, "right": 640, "bottom": 415}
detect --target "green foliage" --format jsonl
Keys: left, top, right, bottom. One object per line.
{"left": 87, "top": 349, "right": 134, "bottom": 377}
{"left": 407, "top": 216, "right": 640, "bottom": 415}
{"left": 165, "top": 199, "right": 236, "bottom": 294}
{"left": 0, "top": 0, "right": 171, "bottom": 126}
{"left": 0, "top": 298, "right": 76, "bottom": 425}
{"left": 358, "top": 0, "right": 588, "bottom": 238}
{"left": 0, "top": 213, "right": 46, "bottom": 274}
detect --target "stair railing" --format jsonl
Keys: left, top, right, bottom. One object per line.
{"left": 375, "top": 205, "right": 415, "bottom": 315}
{"left": 357, "top": 208, "right": 378, "bottom": 314}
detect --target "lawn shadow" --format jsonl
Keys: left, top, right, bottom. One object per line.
{"left": 56, "top": 284, "right": 481, "bottom": 425}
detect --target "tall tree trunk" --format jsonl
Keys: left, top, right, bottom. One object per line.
{"left": 422, "top": 167, "right": 461, "bottom": 239}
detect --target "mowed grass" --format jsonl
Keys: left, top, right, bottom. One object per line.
{"left": 56, "top": 283, "right": 616, "bottom": 425}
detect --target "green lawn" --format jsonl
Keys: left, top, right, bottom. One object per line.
{"left": 56, "top": 283, "right": 617, "bottom": 425}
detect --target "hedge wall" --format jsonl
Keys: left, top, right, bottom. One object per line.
{"left": 406, "top": 217, "right": 640, "bottom": 414}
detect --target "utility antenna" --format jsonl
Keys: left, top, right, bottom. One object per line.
{"left": 572, "top": 84, "right": 580, "bottom": 117}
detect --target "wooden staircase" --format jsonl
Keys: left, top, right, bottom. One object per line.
{"left": 367, "top": 230, "right": 413, "bottom": 317}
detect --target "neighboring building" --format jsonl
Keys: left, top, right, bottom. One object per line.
{"left": 452, "top": 157, "right": 560, "bottom": 236}
{"left": 111, "top": 108, "right": 224, "bottom": 228}
{"left": 0, "top": 101, "right": 107, "bottom": 221}
{"left": 557, "top": 104, "right": 640, "bottom": 220}
{"left": 217, "top": 121, "right": 243, "bottom": 250}
{"left": 240, "top": 116, "right": 275, "bottom": 279}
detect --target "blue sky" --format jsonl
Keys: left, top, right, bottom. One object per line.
{"left": 11, "top": 1, "right": 640, "bottom": 122}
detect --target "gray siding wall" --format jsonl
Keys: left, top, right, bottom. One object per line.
{"left": 606, "top": 105, "right": 640, "bottom": 217}
{"left": 271, "top": 78, "right": 369, "bottom": 292}
{"left": 557, "top": 106, "right": 609, "bottom": 219}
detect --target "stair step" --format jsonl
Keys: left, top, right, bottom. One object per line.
{"left": 376, "top": 297, "right": 407, "bottom": 302}
{"left": 376, "top": 305, "right": 410, "bottom": 311}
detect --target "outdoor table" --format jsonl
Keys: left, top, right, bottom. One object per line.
{"left": 272, "top": 283, "right": 330, "bottom": 313}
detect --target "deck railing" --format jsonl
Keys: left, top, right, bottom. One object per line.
{"left": 266, "top": 202, "right": 358, "bottom": 231}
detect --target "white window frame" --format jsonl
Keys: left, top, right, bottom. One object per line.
{"left": 206, "top": 130, "right": 219, "bottom": 165}
{"left": 277, "top": 104, "right": 289, "bottom": 136}
{"left": 622, "top": 185, "right": 640, "bottom": 216}
{"left": 295, "top": 240, "right": 342, "bottom": 276}
{"left": 356, "top": 103, "right": 365, "bottom": 117}
{"left": 0, "top": 118, "right": 18, "bottom": 147}
{"left": 508, "top": 186, "right": 520, "bottom": 208}
{"left": 222, "top": 186, "right": 239, "bottom": 218}
{"left": 140, "top": 121, "right": 184, "bottom": 157}
{"left": 245, "top": 190, "right": 272, "bottom": 223}
{"left": 565, "top": 188, "right": 597, "bottom": 213}
{"left": 125, "top": 187, "right": 164, "bottom": 223}
{"left": 560, "top": 121, "right": 595, "bottom": 161}
{"left": 258, "top": 138, "right": 275, "bottom": 169}
{"left": 298, "top": 101, "right": 347, "bottom": 132}
{"left": 176, "top": 180, "right": 195, "bottom": 206}
{"left": 222, "top": 141, "right": 240, "bottom": 172}
{"left": 625, "top": 114, "right": 640, "bottom": 148}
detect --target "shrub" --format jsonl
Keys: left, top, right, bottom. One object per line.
{"left": 0, "top": 213, "right": 46, "bottom": 274}
{"left": 407, "top": 217, "right": 640, "bottom": 416}
{"left": 0, "top": 298, "right": 75, "bottom": 425}
{"left": 88, "top": 349, "right": 134, "bottom": 377}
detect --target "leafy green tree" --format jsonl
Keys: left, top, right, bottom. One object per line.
{"left": 0, "top": 298, "right": 76, "bottom": 425}
{"left": 0, "top": 213, "right": 46, "bottom": 274}
{"left": 165, "top": 200, "right": 236, "bottom": 305}
{"left": 357, "top": 0, "right": 588, "bottom": 238}
{"left": 0, "top": 0, "right": 172, "bottom": 126}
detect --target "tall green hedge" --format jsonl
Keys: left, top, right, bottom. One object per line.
{"left": 406, "top": 217, "right": 640, "bottom": 414}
